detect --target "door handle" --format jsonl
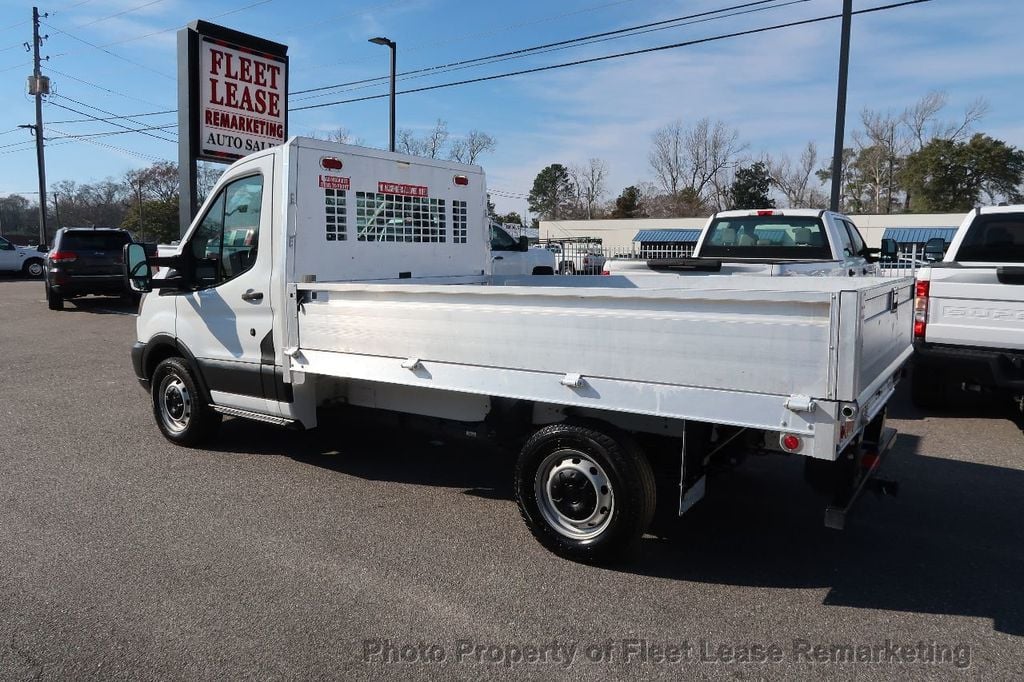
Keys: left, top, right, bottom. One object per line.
{"left": 241, "top": 289, "right": 263, "bottom": 302}
{"left": 493, "top": 256, "right": 504, "bottom": 260}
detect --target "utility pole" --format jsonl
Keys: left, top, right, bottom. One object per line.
{"left": 28, "top": 6, "right": 49, "bottom": 247}
{"left": 828, "top": 0, "right": 853, "bottom": 212}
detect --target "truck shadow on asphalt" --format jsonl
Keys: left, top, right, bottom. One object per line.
{"left": 211, "top": 413, "right": 1024, "bottom": 637}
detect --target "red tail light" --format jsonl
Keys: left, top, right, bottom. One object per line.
{"left": 780, "top": 434, "right": 802, "bottom": 452}
{"left": 453, "top": 174, "right": 469, "bottom": 186}
{"left": 756, "top": 209, "right": 774, "bottom": 216}
{"left": 50, "top": 251, "right": 77, "bottom": 263}
{"left": 914, "top": 279, "right": 929, "bottom": 339}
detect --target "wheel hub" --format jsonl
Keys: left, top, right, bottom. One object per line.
{"left": 536, "top": 451, "right": 614, "bottom": 540}
{"left": 158, "top": 375, "right": 192, "bottom": 433}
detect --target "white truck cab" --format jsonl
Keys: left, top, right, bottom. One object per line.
{"left": 489, "top": 222, "right": 555, "bottom": 275}
{"left": 126, "top": 138, "right": 911, "bottom": 562}
{"left": 605, "top": 209, "right": 876, "bottom": 277}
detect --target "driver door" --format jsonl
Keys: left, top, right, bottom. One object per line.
{"left": 174, "top": 154, "right": 279, "bottom": 415}
{"left": 0, "top": 237, "right": 18, "bottom": 271}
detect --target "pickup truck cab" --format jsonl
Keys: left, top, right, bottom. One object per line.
{"left": 125, "top": 138, "right": 911, "bottom": 562}
{"left": 0, "top": 236, "right": 45, "bottom": 278}
{"left": 911, "top": 205, "right": 1024, "bottom": 410}
{"left": 489, "top": 223, "right": 554, "bottom": 275}
{"left": 604, "top": 209, "right": 876, "bottom": 277}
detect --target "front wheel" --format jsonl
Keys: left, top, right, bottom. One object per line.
{"left": 515, "top": 423, "right": 656, "bottom": 563}
{"left": 23, "top": 259, "right": 43, "bottom": 278}
{"left": 151, "top": 357, "right": 221, "bottom": 446}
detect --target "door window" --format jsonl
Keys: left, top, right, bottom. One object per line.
{"left": 843, "top": 220, "right": 867, "bottom": 257}
{"left": 187, "top": 174, "right": 263, "bottom": 287}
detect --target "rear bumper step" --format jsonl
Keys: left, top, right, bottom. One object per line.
{"left": 824, "top": 426, "right": 898, "bottom": 530}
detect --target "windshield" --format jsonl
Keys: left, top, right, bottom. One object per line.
{"left": 956, "top": 215, "right": 1024, "bottom": 263}
{"left": 60, "top": 231, "right": 130, "bottom": 251}
{"left": 699, "top": 216, "right": 831, "bottom": 260}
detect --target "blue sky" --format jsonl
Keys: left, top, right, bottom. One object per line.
{"left": 0, "top": 0, "right": 1020, "bottom": 218}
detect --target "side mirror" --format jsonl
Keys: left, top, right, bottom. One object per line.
{"left": 880, "top": 238, "right": 898, "bottom": 260}
{"left": 924, "top": 237, "right": 946, "bottom": 262}
{"left": 124, "top": 243, "right": 152, "bottom": 292}
{"left": 517, "top": 236, "right": 530, "bottom": 252}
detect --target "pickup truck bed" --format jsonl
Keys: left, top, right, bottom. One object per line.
{"left": 289, "top": 275, "right": 913, "bottom": 461}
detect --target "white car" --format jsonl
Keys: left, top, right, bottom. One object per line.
{"left": 0, "top": 235, "right": 46, "bottom": 277}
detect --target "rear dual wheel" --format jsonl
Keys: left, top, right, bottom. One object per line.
{"left": 515, "top": 424, "right": 656, "bottom": 563}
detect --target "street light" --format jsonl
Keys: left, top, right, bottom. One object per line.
{"left": 368, "top": 36, "right": 396, "bottom": 153}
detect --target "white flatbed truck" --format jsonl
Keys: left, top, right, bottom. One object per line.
{"left": 126, "top": 138, "right": 912, "bottom": 562}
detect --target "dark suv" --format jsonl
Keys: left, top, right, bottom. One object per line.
{"left": 44, "top": 228, "right": 136, "bottom": 310}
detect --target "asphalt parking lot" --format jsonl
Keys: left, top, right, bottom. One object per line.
{"left": 1, "top": 277, "right": 1022, "bottom": 680}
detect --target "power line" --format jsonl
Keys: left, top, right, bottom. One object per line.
{"left": 290, "top": 0, "right": 814, "bottom": 106}
{"left": 48, "top": 96, "right": 177, "bottom": 143}
{"left": 292, "top": 0, "right": 790, "bottom": 97}
{"left": 41, "top": 20, "right": 175, "bottom": 79}
{"left": 48, "top": 109, "right": 176, "bottom": 124}
{"left": 50, "top": 124, "right": 177, "bottom": 139}
{"left": 60, "top": 0, "right": 275, "bottom": 51}
{"left": 293, "top": 0, "right": 934, "bottom": 112}
{"left": 72, "top": 0, "right": 166, "bottom": 29}
{"left": 42, "top": 66, "right": 173, "bottom": 108}
{"left": 46, "top": 126, "right": 165, "bottom": 161}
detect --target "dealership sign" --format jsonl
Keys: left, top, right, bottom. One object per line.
{"left": 178, "top": 21, "right": 289, "bottom": 164}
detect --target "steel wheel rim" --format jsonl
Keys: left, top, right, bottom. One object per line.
{"left": 158, "top": 374, "right": 192, "bottom": 434}
{"left": 535, "top": 449, "right": 614, "bottom": 540}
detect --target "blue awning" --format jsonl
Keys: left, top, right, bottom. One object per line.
{"left": 633, "top": 229, "right": 702, "bottom": 244}
{"left": 881, "top": 227, "right": 958, "bottom": 244}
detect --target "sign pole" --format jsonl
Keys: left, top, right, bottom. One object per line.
{"left": 177, "top": 26, "right": 200, "bottom": 238}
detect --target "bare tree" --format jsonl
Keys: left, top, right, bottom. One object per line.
{"left": 687, "top": 118, "right": 746, "bottom": 211}
{"left": 649, "top": 118, "right": 745, "bottom": 212}
{"left": 396, "top": 129, "right": 423, "bottom": 156}
{"left": 649, "top": 120, "right": 685, "bottom": 196}
{"left": 448, "top": 130, "right": 496, "bottom": 164}
{"left": 569, "top": 158, "right": 609, "bottom": 219}
{"left": 422, "top": 119, "right": 449, "bottom": 159}
{"left": 902, "top": 91, "right": 989, "bottom": 151}
{"left": 311, "top": 127, "right": 365, "bottom": 146}
{"left": 767, "top": 142, "right": 827, "bottom": 208}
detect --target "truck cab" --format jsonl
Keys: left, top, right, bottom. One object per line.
{"left": 605, "top": 209, "right": 876, "bottom": 277}
{"left": 489, "top": 223, "right": 554, "bottom": 276}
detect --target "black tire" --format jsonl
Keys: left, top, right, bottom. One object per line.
{"left": 532, "top": 266, "right": 554, "bottom": 275}
{"left": 515, "top": 423, "right": 656, "bottom": 563}
{"left": 151, "top": 357, "right": 222, "bottom": 446}
{"left": 45, "top": 283, "right": 63, "bottom": 310}
{"left": 911, "top": 363, "right": 946, "bottom": 410}
{"left": 22, "top": 259, "right": 44, "bottom": 278}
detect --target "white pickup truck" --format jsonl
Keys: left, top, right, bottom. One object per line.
{"left": 0, "top": 235, "right": 46, "bottom": 277}
{"left": 604, "top": 209, "right": 877, "bottom": 277}
{"left": 911, "top": 205, "right": 1024, "bottom": 411}
{"left": 125, "top": 138, "right": 912, "bottom": 562}
{"left": 489, "top": 222, "right": 555, "bottom": 276}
